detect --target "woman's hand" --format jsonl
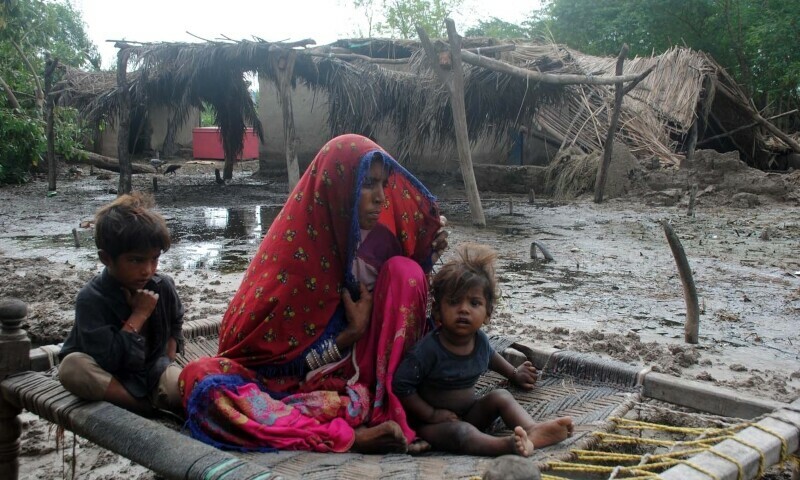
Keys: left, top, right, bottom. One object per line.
{"left": 431, "top": 215, "right": 449, "bottom": 264}
{"left": 340, "top": 282, "right": 373, "bottom": 347}
{"left": 512, "top": 361, "right": 539, "bottom": 390}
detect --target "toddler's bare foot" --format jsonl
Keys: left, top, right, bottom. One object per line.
{"left": 408, "top": 439, "right": 431, "bottom": 455}
{"left": 351, "top": 421, "right": 408, "bottom": 454}
{"left": 526, "top": 416, "right": 574, "bottom": 448}
{"left": 511, "top": 426, "right": 534, "bottom": 457}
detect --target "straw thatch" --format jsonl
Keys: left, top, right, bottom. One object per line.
{"left": 54, "top": 36, "right": 770, "bottom": 169}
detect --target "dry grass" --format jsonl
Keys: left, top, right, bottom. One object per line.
{"left": 544, "top": 147, "right": 601, "bottom": 199}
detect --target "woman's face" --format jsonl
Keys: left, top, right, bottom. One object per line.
{"left": 358, "top": 160, "right": 389, "bottom": 230}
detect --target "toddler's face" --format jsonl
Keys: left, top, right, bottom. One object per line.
{"left": 438, "top": 286, "right": 489, "bottom": 337}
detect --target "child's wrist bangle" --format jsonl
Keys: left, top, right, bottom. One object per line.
{"left": 512, "top": 367, "right": 518, "bottom": 376}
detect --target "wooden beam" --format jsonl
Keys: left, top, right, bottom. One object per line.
{"left": 460, "top": 48, "right": 647, "bottom": 86}
{"left": 44, "top": 57, "right": 59, "bottom": 193}
{"left": 68, "top": 150, "right": 157, "bottom": 174}
{"left": 417, "top": 20, "right": 486, "bottom": 227}
{"left": 594, "top": 44, "right": 628, "bottom": 204}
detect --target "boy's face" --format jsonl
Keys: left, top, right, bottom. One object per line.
{"left": 100, "top": 247, "right": 161, "bottom": 291}
{"left": 438, "top": 285, "right": 489, "bottom": 338}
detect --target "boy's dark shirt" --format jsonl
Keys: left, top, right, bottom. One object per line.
{"left": 60, "top": 269, "right": 185, "bottom": 398}
{"left": 393, "top": 328, "right": 494, "bottom": 397}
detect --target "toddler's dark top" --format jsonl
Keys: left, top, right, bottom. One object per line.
{"left": 393, "top": 328, "right": 494, "bottom": 397}
{"left": 60, "top": 269, "right": 184, "bottom": 398}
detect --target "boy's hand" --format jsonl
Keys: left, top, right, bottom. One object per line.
{"left": 512, "top": 361, "right": 539, "bottom": 390}
{"left": 123, "top": 288, "right": 159, "bottom": 319}
{"left": 427, "top": 408, "right": 458, "bottom": 424}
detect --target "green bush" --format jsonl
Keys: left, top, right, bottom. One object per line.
{"left": 0, "top": 109, "right": 45, "bottom": 184}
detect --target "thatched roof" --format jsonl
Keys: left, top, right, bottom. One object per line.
{"left": 55, "top": 36, "right": 768, "bottom": 168}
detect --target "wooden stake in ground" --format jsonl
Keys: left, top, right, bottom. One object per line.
{"left": 661, "top": 220, "right": 700, "bottom": 344}
{"left": 270, "top": 47, "right": 301, "bottom": 191}
{"left": 594, "top": 44, "right": 628, "bottom": 204}
{"left": 417, "top": 20, "right": 486, "bottom": 227}
{"left": 687, "top": 184, "right": 697, "bottom": 217}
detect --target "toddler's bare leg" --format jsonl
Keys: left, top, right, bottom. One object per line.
{"left": 418, "top": 421, "right": 529, "bottom": 457}
{"left": 463, "top": 389, "right": 573, "bottom": 448}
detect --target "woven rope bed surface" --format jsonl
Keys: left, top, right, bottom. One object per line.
{"left": 17, "top": 319, "right": 644, "bottom": 479}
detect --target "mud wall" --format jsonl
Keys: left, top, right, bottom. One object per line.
{"left": 97, "top": 107, "right": 199, "bottom": 158}
{"left": 256, "top": 76, "right": 551, "bottom": 175}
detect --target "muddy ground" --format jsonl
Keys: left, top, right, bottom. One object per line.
{"left": 2, "top": 153, "right": 799, "bottom": 479}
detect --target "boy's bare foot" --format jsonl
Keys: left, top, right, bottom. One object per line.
{"left": 408, "top": 439, "right": 431, "bottom": 455}
{"left": 526, "top": 416, "right": 574, "bottom": 448}
{"left": 351, "top": 421, "right": 408, "bottom": 454}
{"left": 511, "top": 426, "right": 534, "bottom": 457}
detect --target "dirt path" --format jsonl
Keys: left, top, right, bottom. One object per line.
{"left": 1, "top": 158, "right": 798, "bottom": 478}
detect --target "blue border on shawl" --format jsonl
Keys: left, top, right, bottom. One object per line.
{"left": 344, "top": 149, "right": 438, "bottom": 294}
{"left": 184, "top": 373, "right": 279, "bottom": 452}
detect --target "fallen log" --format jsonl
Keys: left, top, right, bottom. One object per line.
{"left": 67, "top": 150, "right": 157, "bottom": 174}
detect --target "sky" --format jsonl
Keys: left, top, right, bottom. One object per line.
{"left": 74, "top": 0, "right": 541, "bottom": 69}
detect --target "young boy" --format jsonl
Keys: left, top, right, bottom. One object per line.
{"left": 392, "top": 243, "right": 574, "bottom": 457}
{"left": 59, "top": 192, "right": 184, "bottom": 415}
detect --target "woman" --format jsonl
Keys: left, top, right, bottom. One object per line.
{"left": 179, "top": 134, "right": 446, "bottom": 453}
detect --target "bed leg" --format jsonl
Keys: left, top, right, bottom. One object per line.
{"left": 0, "top": 298, "right": 30, "bottom": 480}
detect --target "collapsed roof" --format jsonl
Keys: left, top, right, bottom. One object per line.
{"left": 53, "top": 36, "right": 777, "bottom": 169}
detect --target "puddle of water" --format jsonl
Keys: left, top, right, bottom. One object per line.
{"left": 2, "top": 205, "right": 283, "bottom": 275}
{"left": 163, "top": 205, "right": 281, "bottom": 273}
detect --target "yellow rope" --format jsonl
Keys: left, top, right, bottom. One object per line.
{"left": 704, "top": 447, "right": 744, "bottom": 480}
{"left": 610, "top": 417, "right": 743, "bottom": 436}
{"left": 749, "top": 423, "right": 789, "bottom": 462}
{"left": 516, "top": 416, "right": 792, "bottom": 480}
{"left": 676, "top": 459, "right": 721, "bottom": 480}
{"left": 725, "top": 434, "right": 767, "bottom": 478}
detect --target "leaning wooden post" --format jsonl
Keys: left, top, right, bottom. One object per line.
{"left": 115, "top": 43, "right": 132, "bottom": 195}
{"left": 661, "top": 221, "right": 700, "bottom": 344}
{"left": 594, "top": 44, "right": 629, "bottom": 204}
{"left": 417, "top": 20, "right": 486, "bottom": 227}
{"left": 270, "top": 47, "right": 301, "bottom": 191}
{"left": 0, "top": 298, "right": 30, "bottom": 480}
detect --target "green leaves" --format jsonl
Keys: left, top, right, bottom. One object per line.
{"left": 535, "top": 0, "right": 800, "bottom": 112}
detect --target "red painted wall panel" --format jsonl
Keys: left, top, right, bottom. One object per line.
{"left": 192, "top": 127, "right": 259, "bottom": 160}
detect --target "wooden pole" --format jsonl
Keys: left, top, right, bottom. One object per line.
{"left": 271, "top": 48, "right": 301, "bottom": 191}
{"left": 661, "top": 220, "right": 700, "bottom": 344}
{"left": 44, "top": 57, "right": 59, "bottom": 193}
{"left": 115, "top": 44, "right": 132, "bottom": 195}
{"left": 459, "top": 47, "right": 648, "bottom": 86}
{"left": 594, "top": 44, "right": 628, "bottom": 204}
{"left": 417, "top": 20, "right": 486, "bottom": 227}
{"left": 0, "top": 298, "right": 30, "bottom": 480}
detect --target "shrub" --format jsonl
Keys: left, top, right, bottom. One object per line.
{"left": 0, "top": 109, "right": 45, "bottom": 184}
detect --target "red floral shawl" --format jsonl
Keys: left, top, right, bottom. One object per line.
{"left": 216, "top": 134, "right": 441, "bottom": 372}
